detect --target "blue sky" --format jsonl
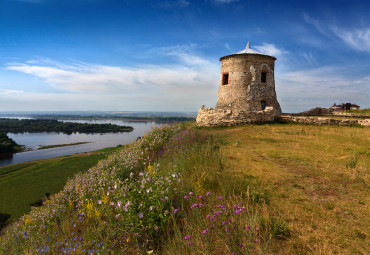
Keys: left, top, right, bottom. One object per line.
{"left": 0, "top": 0, "right": 369, "bottom": 113}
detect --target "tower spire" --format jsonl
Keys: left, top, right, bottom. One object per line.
{"left": 246, "top": 41, "right": 250, "bottom": 49}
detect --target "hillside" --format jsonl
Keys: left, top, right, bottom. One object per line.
{"left": 0, "top": 123, "right": 369, "bottom": 254}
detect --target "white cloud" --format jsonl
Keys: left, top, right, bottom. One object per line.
{"left": 0, "top": 89, "right": 25, "bottom": 96}
{"left": 254, "top": 43, "right": 288, "bottom": 57}
{"left": 332, "top": 27, "right": 370, "bottom": 52}
{"left": 4, "top": 50, "right": 220, "bottom": 111}
{"left": 303, "top": 13, "right": 331, "bottom": 37}
{"left": 303, "top": 13, "right": 370, "bottom": 52}
{"left": 277, "top": 66, "right": 370, "bottom": 112}
{"left": 301, "top": 52, "right": 317, "bottom": 66}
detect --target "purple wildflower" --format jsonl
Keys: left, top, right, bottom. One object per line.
{"left": 202, "top": 229, "right": 209, "bottom": 234}
{"left": 184, "top": 235, "right": 190, "bottom": 240}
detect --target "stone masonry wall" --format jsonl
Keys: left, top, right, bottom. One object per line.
{"left": 215, "top": 54, "right": 281, "bottom": 116}
{"left": 278, "top": 115, "right": 370, "bottom": 127}
{"left": 196, "top": 105, "right": 276, "bottom": 126}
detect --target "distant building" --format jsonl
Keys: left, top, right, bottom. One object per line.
{"left": 196, "top": 42, "right": 281, "bottom": 126}
{"left": 330, "top": 103, "right": 360, "bottom": 111}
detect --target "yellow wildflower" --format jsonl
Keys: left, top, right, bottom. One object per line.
{"left": 76, "top": 183, "right": 80, "bottom": 193}
{"left": 68, "top": 198, "right": 73, "bottom": 208}
{"left": 95, "top": 208, "right": 100, "bottom": 218}
{"left": 23, "top": 215, "right": 32, "bottom": 225}
{"left": 148, "top": 163, "right": 154, "bottom": 174}
{"left": 102, "top": 194, "right": 109, "bottom": 204}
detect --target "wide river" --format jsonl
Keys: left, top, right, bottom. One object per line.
{"left": 0, "top": 119, "right": 161, "bottom": 167}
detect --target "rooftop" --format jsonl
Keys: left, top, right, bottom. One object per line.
{"left": 220, "top": 42, "right": 276, "bottom": 60}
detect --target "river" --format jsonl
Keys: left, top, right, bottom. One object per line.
{"left": 0, "top": 119, "right": 161, "bottom": 167}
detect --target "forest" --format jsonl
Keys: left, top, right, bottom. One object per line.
{"left": 0, "top": 119, "right": 133, "bottom": 134}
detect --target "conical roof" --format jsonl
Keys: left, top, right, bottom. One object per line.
{"left": 220, "top": 42, "right": 276, "bottom": 60}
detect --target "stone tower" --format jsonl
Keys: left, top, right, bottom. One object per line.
{"left": 196, "top": 42, "right": 282, "bottom": 126}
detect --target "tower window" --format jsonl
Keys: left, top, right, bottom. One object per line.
{"left": 222, "top": 73, "right": 229, "bottom": 85}
{"left": 261, "top": 72, "right": 267, "bottom": 83}
{"left": 261, "top": 101, "right": 267, "bottom": 110}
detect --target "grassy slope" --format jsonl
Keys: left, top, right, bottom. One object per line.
{"left": 0, "top": 147, "right": 120, "bottom": 222}
{"left": 203, "top": 123, "right": 369, "bottom": 254}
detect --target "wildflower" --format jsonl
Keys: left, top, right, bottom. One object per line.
{"left": 189, "top": 192, "right": 194, "bottom": 195}
{"left": 240, "top": 244, "right": 244, "bottom": 247}
{"left": 117, "top": 201, "right": 122, "bottom": 207}
{"left": 225, "top": 227, "right": 230, "bottom": 231}
{"left": 184, "top": 235, "right": 190, "bottom": 240}
{"left": 191, "top": 204, "right": 198, "bottom": 208}
{"left": 206, "top": 214, "right": 211, "bottom": 218}
{"left": 247, "top": 226, "right": 251, "bottom": 230}
{"left": 254, "top": 238, "right": 258, "bottom": 242}
{"left": 202, "top": 229, "right": 209, "bottom": 234}
{"left": 138, "top": 212, "right": 143, "bottom": 218}
{"left": 97, "top": 200, "right": 102, "bottom": 205}
{"left": 187, "top": 242, "right": 192, "bottom": 246}
{"left": 184, "top": 195, "right": 189, "bottom": 199}
{"left": 256, "top": 227, "right": 259, "bottom": 230}
{"left": 222, "top": 221, "right": 227, "bottom": 225}
{"left": 174, "top": 207, "right": 179, "bottom": 213}
{"left": 219, "top": 196, "right": 223, "bottom": 200}
{"left": 206, "top": 192, "right": 211, "bottom": 196}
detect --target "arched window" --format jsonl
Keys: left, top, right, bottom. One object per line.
{"left": 261, "top": 101, "right": 266, "bottom": 110}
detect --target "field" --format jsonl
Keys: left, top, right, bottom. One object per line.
{"left": 0, "top": 146, "right": 120, "bottom": 223}
{"left": 200, "top": 123, "right": 369, "bottom": 254}
{"left": 0, "top": 123, "right": 368, "bottom": 254}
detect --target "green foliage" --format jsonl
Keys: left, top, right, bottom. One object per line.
{"left": 0, "top": 132, "right": 20, "bottom": 154}
{"left": 0, "top": 213, "right": 11, "bottom": 230}
{"left": 0, "top": 118, "right": 133, "bottom": 134}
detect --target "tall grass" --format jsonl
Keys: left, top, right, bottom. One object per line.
{"left": 157, "top": 133, "right": 288, "bottom": 254}
{"left": 0, "top": 124, "right": 285, "bottom": 254}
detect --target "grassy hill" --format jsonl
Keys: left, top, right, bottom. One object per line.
{"left": 0, "top": 123, "right": 368, "bottom": 254}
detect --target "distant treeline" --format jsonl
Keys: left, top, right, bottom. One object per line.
{"left": 0, "top": 119, "right": 133, "bottom": 134}
{"left": 27, "top": 114, "right": 196, "bottom": 122}
{"left": 0, "top": 132, "right": 21, "bottom": 154}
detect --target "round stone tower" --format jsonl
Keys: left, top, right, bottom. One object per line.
{"left": 215, "top": 42, "right": 282, "bottom": 115}
{"left": 196, "top": 42, "right": 282, "bottom": 126}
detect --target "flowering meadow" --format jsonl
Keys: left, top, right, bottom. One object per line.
{"left": 0, "top": 124, "right": 283, "bottom": 254}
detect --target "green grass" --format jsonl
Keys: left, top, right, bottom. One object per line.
{"left": 0, "top": 146, "right": 120, "bottom": 223}
{"left": 348, "top": 108, "right": 370, "bottom": 115}
{"left": 37, "top": 142, "right": 91, "bottom": 150}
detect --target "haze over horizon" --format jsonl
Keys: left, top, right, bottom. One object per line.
{"left": 1, "top": 0, "right": 369, "bottom": 113}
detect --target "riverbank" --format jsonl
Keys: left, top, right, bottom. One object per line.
{"left": 0, "top": 146, "right": 121, "bottom": 225}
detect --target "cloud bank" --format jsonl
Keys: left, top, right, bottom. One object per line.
{"left": 3, "top": 50, "right": 219, "bottom": 111}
